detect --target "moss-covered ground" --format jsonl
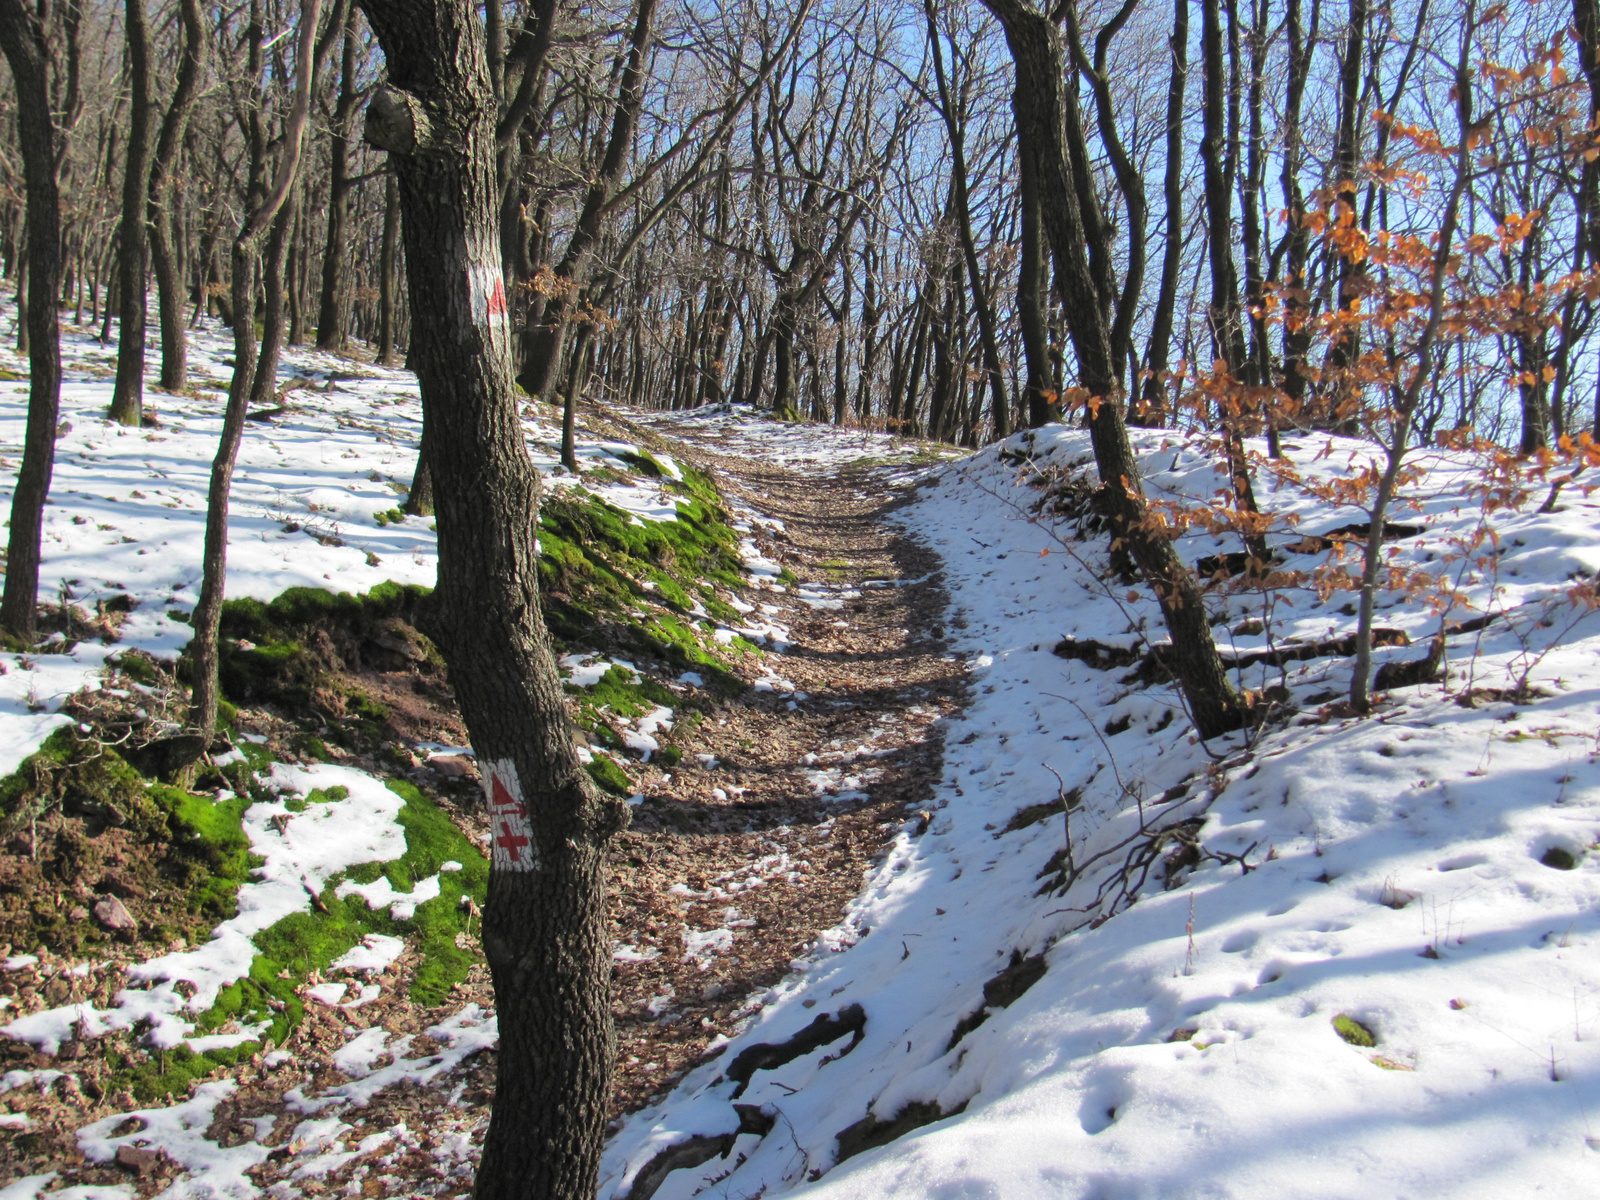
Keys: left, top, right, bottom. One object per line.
{"left": 0, "top": 444, "right": 764, "bottom": 1101}
{"left": 104, "top": 768, "right": 488, "bottom": 1102}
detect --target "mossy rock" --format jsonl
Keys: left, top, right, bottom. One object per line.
{"left": 585, "top": 755, "right": 635, "bottom": 797}
{"left": 1333, "top": 1014, "right": 1377, "bottom": 1047}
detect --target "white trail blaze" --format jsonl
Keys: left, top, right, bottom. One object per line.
{"left": 483, "top": 759, "right": 537, "bottom": 872}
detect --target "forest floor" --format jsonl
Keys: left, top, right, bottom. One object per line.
{"left": 600, "top": 418, "right": 966, "bottom": 1114}
{"left": 8, "top": 323, "right": 1600, "bottom": 1200}
{"left": 0, "top": 320, "right": 969, "bottom": 1200}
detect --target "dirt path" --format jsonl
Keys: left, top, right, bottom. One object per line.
{"left": 0, "top": 427, "right": 967, "bottom": 1198}
{"left": 603, "top": 432, "right": 966, "bottom": 1114}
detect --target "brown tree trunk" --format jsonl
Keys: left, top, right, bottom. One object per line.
{"left": 109, "top": 0, "right": 151, "bottom": 425}
{"left": 147, "top": 0, "right": 203, "bottom": 391}
{"left": 189, "top": 0, "right": 324, "bottom": 737}
{"left": 1137, "top": 0, "right": 1188, "bottom": 428}
{"left": 1199, "top": 0, "right": 1268, "bottom": 563}
{"left": 984, "top": 0, "right": 1245, "bottom": 740}
{"left": 251, "top": 198, "right": 294, "bottom": 407}
{"left": 378, "top": 170, "right": 400, "bottom": 365}
{"left": 316, "top": 5, "right": 359, "bottom": 351}
{"left": 515, "top": 0, "right": 658, "bottom": 398}
{"left": 357, "top": 5, "right": 629, "bottom": 1199}
{"left": 924, "top": 0, "right": 1009, "bottom": 439}
{"left": 0, "top": 0, "right": 62, "bottom": 640}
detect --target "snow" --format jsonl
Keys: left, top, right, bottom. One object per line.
{"left": 78, "top": 1080, "right": 266, "bottom": 1199}
{"left": 10, "top": 317, "right": 1600, "bottom": 1196}
{"left": 598, "top": 417, "right": 1600, "bottom": 1199}
{"left": 334, "top": 871, "right": 442, "bottom": 921}
{"left": 330, "top": 933, "right": 406, "bottom": 974}
{"left": 0, "top": 317, "right": 709, "bottom": 780}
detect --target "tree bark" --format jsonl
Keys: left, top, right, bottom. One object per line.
{"left": 147, "top": 0, "right": 205, "bottom": 392}
{"left": 514, "top": 0, "right": 658, "bottom": 398}
{"left": 316, "top": 4, "right": 359, "bottom": 351}
{"left": 1199, "top": 0, "right": 1268, "bottom": 563}
{"left": 0, "top": 0, "right": 63, "bottom": 640}
{"left": 924, "top": 0, "right": 1009, "bottom": 439}
{"left": 1138, "top": 0, "right": 1188, "bottom": 428}
{"left": 983, "top": 0, "right": 1245, "bottom": 740}
{"left": 356, "top": 5, "right": 629, "bottom": 1199}
{"left": 109, "top": 0, "right": 152, "bottom": 425}
{"left": 378, "top": 169, "right": 401, "bottom": 365}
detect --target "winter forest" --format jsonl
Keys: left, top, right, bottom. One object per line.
{"left": 3, "top": 0, "right": 1600, "bottom": 1197}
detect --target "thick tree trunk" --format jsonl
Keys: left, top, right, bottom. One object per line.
{"left": 109, "top": 0, "right": 152, "bottom": 426}
{"left": 984, "top": 0, "right": 1245, "bottom": 740}
{"left": 357, "top": 5, "right": 628, "bottom": 1200}
{"left": 0, "top": 0, "right": 62, "bottom": 639}
{"left": 1017, "top": 145, "right": 1055, "bottom": 428}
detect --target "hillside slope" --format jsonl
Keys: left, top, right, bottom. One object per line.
{"left": 601, "top": 422, "right": 1600, "bottom": 1200}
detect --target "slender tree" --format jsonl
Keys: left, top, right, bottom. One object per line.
{"left": 0, "top": 0, "right": 65, "bottom": 640}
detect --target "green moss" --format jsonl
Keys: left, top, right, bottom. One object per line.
{"left": 107, "top": 650, "right": 161, "bottom": 686}
{"left": 1540, "top": 846, "right": 1578, "bottom": 870}
{"left": 580, "top": 665, "right": 676, "bottom": 718}
{"left": 1334, "top": 1014, "right": 1377, "bottom": 1047}
{"left": 585, "top": 755, "right": 635, "bottom": 797}
{"left": 119, "top": 778, "right": 487, "bottom": 1101}
{"left": 612, "top": 450, "right": 666, "bottom": 478}
{"left": 0, "top": 726, "right": 77, "bottom": 829}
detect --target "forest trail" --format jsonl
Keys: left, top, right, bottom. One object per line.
{"left": 602, "top": 415, "right": 966, "bottom": 1112}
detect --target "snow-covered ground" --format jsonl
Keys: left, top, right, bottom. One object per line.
{"left": 601, "top": 420, "right": 1600, "bottom": 1199}
{"left": 0, "top": 321, "right": 692, "bottom": 777}
{"left": 5, "top": 313, "right": 1600, "bottom": 1199}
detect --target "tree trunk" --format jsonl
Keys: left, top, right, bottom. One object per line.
{"left": 189, "top": 0, "right": 324, "bottom": 737}
{"left": 147, "top": 0, "right": 204, "bottom": 394}
{"left": 984, "top": 0, "right": 1245, "bottom": 740}
{"left": 316, "top": 5, "right": 359, "bottom": 351}
{"left": 109, "top": 0, "right": 152, "bottom": 426}
{"left": 0, "top": 0, "right": 62, "bottom": 640}
{"left": 924, "top": 0, "right": 1009, "bottom": 440}
{"left": 357, "top": 5, "right": 628, "bottom": 1200}
{"left": 1199, "top": 0, "right": 1268, "bottom": 563}
{"left": 378, "top": 170, "right": 400, "bottom": 365}
{"left": 514, "top": 0, "right": 658, "bottom": 398}
{"left": 251, "top": 198, "right": 294, "bottom": 407}
{"left": 14, "top": 250, "right": 27, "bottom": 355}
{"left": 403, "top": 417, "right": 434, "bottom": 516}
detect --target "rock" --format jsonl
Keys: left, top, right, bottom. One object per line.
{"left": 429, "top": 755, "right": 475, "bottom": 779}
{"left": 116, "top": 1145, "right": 164, "bottom": 1177}
{"left": 68, "top": 905, "right": 89, "bottom": 922}
{"left": 92, "top": 894, "right": 137, "bottom": 934}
